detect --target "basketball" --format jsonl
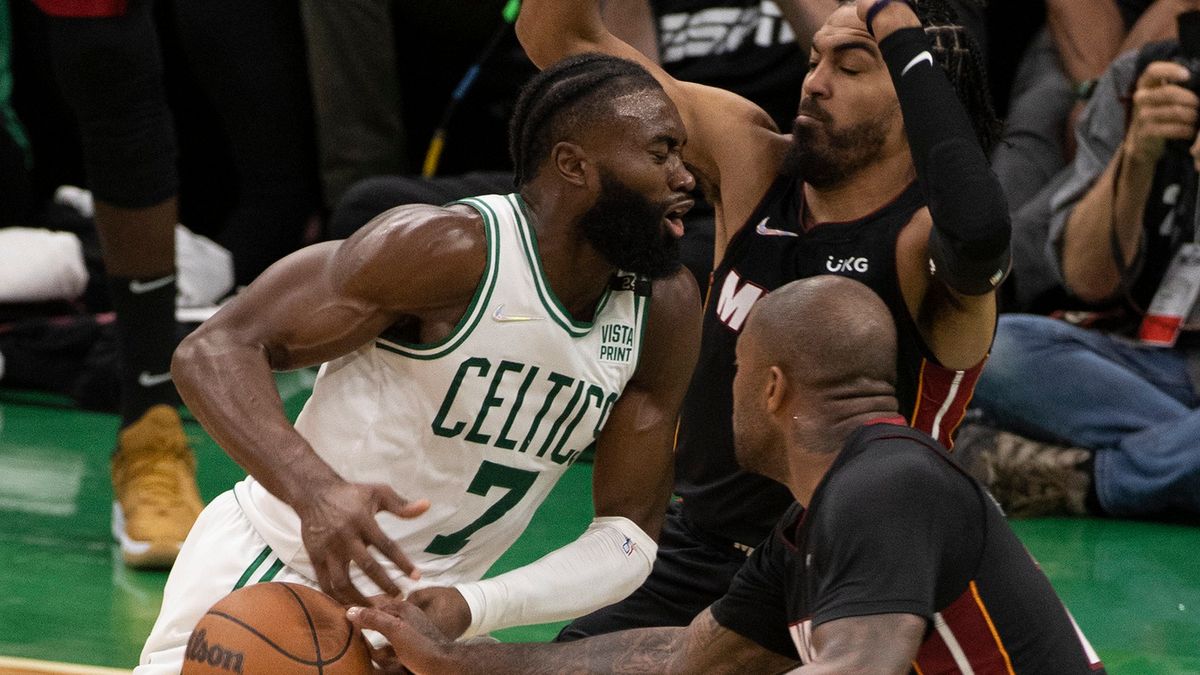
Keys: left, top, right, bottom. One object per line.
{"left": 181, "top": 582, "right": 372, "bottom": 675}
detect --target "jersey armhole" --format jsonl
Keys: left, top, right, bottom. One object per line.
{"left": 374, "top": 197, "right": 499, "bottom": 360}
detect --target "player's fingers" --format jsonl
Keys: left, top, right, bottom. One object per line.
{"left": 350, "top": 542, "right": 401, "bottom": 597}
{"left": 350, "top": 604, "right": 441, "bottom": 659}
{"left": 365, "top": 592, "right": 394, "bottom": 608}
{"left": 366, "top": 643, "right": 406, "bottom": 675}
{"left": 348, "top": 606, "right": 418, "bottom": 647}
{"left": 324, "top": 557, "right": 370, "bottom": 607}
{"left": 376, "top": 487, "right": 431, "bottom": 519}
{"left": 366, "top": 523, "right": 421, "bottom": 581}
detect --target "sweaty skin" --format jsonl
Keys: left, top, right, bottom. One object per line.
{"left": 172, "top": 86, "right": 702, "bottom": 637}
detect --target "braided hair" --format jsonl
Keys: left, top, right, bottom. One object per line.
{"left": 910, "top": 0, "right": 1001, "bottom": 153}
{"left": 509, "top": 53, "right": 664, "bottom": 186}
{"left": 846, "top": 0, "right": 1002, "bottom": 153}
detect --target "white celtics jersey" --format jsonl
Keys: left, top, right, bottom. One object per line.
{"left": 235, "top": 193, "right": 650, "bottom": 589}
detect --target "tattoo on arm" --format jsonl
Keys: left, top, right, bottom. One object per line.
{"left": 456, "top": 610, "right": 794, "bottom": 674}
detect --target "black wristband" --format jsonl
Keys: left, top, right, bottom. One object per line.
{"left": 865, "top": 0, "right": 914, "bottom": 37}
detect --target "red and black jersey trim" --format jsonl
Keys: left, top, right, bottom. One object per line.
{"left": 909, "top": 357, "right": 985, "bottom": 450}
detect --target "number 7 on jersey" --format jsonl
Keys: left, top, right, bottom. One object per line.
{"left": 424, "top": 460, "right": 539, "bottom": 555}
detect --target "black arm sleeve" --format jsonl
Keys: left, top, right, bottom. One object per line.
{"left": 879, "top": 27, "right": 1011, "bottom": 296}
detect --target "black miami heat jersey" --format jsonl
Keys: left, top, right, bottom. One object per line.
{"left": 675, "top": 175, "right": 984, "bottom": 546}
{"left": 710, "top": 422, "right": 1105, "bottom": 674}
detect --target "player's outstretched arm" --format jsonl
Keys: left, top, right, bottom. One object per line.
{"left": 516, "top": 0, "right": 789, "bottom": 255}
{"left": 348, "top": 602, "right": 798, "bottom": 675}
{"left": 172, "top": 205, "right": 487, "bottom": 608}
{"left": 861, "top": 0, "right": 1009, "bottom": 369}
{"left": 443, "top": 268, "right": 703, "bottom": 638}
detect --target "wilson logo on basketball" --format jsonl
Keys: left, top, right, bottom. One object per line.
{"left": 185, "top": 629, "right": 245, "bottom": 674}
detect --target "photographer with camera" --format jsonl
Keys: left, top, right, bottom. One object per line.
{"left": 967, "top": 12, "right": 1200, "bottom": 521}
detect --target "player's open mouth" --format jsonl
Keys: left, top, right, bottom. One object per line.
{"left": 663, "top": 199, "right": 694, "bottom": 238}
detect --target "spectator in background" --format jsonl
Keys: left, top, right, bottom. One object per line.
{"left": 33, "top": 0, "right": 318, "bottom": 569}
{"left": 993, "top": 0, "right": 1200, "bottom": 312}
{"left": 966, "top": 29, "right": 1200, "bottom": 521}
{"left": 301, "top": 1, "right": 536, "bottom": 209}
{"left": 37, "top": 0, "right": 202, "bottom": 572}
{"left": 170, "top": 0, "right": 320, "bottom": 290}
{"left": 301, "top": 0, "right": 406, "bottom": 209}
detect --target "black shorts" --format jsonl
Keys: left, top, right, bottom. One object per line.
{"left": 45, "top": 0, "right": 178, "bottom": 208}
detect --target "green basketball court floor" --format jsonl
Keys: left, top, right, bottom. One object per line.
{"left": 1, "top": 373, "right": 1197, "bottom": 673}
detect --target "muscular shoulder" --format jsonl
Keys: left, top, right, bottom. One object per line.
{"left": 332, "top": 203, "right": 488, "bottom": 313}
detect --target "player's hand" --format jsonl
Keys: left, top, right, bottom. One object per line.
{"left": 406, "top": 586, "right": 472, "bottom": 640}
{"left": 1126, "top": 61, "right": 1199, "bottom": 166}
{"left": 294, "top": 480, "right": 430, "bottom": 606}
{"left": 348, "top": 603, "right": 456, "bottom": 675}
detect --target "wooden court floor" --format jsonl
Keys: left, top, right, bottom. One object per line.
{"left": 0, "top": 373, "right": 1197, "bottom": 673}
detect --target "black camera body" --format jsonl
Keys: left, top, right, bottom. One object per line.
{"left": 1175, "top": 11, "right": 1200, "bottom": 95}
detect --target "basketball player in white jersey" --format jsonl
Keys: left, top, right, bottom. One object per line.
{"left": 136, "top": 53, "right": 702, "bottom": 673}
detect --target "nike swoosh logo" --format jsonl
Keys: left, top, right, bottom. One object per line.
{"left": 902, "top": 51, "right": 933, "bottom": 77}
{"left": 755, "top": 217, "right": 798, "bottom": 238}
{"left": 129, "top": 274, "right": 176, "bottom": 294}
{"left": 137, "top": 371, "right": 173, "bottom": 387}
{"left": 491, "top": 305, "right": 542, "bottom": 323}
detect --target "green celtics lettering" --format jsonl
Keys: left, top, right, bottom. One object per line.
{"left": 431, "top": 357, "right": 619, "bottom": 466}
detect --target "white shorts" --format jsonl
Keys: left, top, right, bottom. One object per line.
{"left": 136, "top": 491, "right": 317, "bottom": 675}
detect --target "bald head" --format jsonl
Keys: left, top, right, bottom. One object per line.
{"left": 732, "top": 277, "right": 900, "bottom": 484}
{"left": 742, "top": 276, "right": 897, "bottom": 392}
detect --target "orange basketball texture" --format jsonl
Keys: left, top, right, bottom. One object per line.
{"left": 182, "top": 582, "right": 372, "bottom": 674}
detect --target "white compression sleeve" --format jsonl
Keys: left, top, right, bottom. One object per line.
{"left": 452, "top": 516, "right": 657, "bottom": 638}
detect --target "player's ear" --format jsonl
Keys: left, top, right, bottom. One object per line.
{"left": 551, "top": 141, "right": 590, "bottom": 188}
{"left": 765, "top": 365, "right": 787, "bottom": 414}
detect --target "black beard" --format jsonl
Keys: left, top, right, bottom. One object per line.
{"left": 579, "top": 171, "right": 681, "bottom": 279}
{"left": 784, "top": 100, "right": 889, "bottom": 188}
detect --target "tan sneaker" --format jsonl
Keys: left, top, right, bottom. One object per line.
{"left": 111, "top": 405, "right": 204, "bottom": 568}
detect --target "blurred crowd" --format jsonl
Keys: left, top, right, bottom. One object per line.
{"left": 0, "top": 0, "right": 1198, "bottom": 573}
